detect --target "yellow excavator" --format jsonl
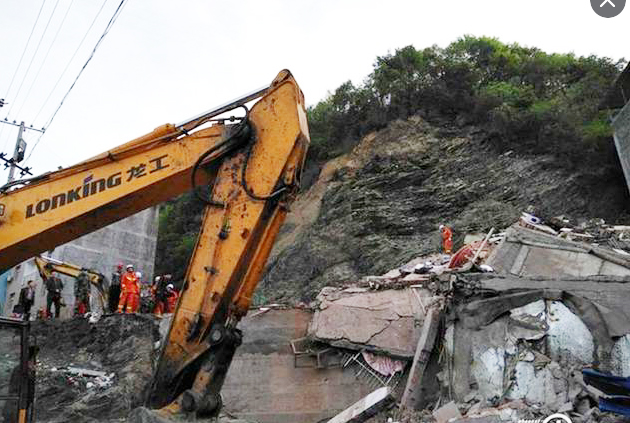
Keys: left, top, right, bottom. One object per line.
{"left": 33, "top": 255, "right": 108, "bottom": 313}
{"left": 0, "top": 70, "right": 310, "bottom": 422}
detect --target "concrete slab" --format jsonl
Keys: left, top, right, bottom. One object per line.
{"left": 486, "top": 225, "right": 630, "bottom": 280}
{"left": 309, "top": 289, "right": 432, "bottom": 358}
{"left": 433, "top": 401, "right": 462, "bottom": 423}
{"left": 326, "top": 387, "right": 393, "bottom": 423}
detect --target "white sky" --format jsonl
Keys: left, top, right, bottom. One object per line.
{"left": 0, "top": 0, "right": 627, "bottom": 182}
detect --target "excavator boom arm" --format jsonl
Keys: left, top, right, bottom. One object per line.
{"left": 0, "top": 70, "right": 310, "bottom": 418}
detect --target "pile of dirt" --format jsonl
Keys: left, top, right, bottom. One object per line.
{"left": 259, "top": 115, "right": 630, "bottom": 302}
{"left": 31, "top": 314, "right": 160, "bottom": 423}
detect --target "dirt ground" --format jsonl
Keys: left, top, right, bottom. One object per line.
{"left": 31, "top": 314, "right": 159, "bottom": 423}
{"left": 29, "top": 314, "right": 256, "bottom": 423}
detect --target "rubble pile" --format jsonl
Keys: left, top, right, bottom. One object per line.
{"left": 31, "top": 314, "right": 160, "bottom": 423}
{"left": 299, "top": 214, "right": 630, "bottom": 423}
{"left": 25, "top": 216, "right": 630, "bottom": 423}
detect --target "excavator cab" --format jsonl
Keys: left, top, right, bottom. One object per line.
{"left": 0, "top": 318, "right": 36, "bottom": 423}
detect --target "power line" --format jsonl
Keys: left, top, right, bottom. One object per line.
{"left": 26, "top": 0, "right": 129, "bottom": 164}
{"left": 0, "top": 0, "right": 46, "bottom": 152}
{"left": 14, "top": 0, "right": 76, "bottom": 120}
{"left": 2, "top": 0, "right": 46, "bottom": 100}
{"left": 22, "top": 129, "right": 45, "bottom": 165}
{"left": 6, "top": 0, "right": 62, "bottom": 118}
{"left": 33, "top": 0, "right": 110, "bottom": 124}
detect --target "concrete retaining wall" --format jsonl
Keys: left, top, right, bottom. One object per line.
{"left": 3, "top": 207, "right": 159, "bottom": 319}
{"left": 223, "top": 309, "right": 375, "bottom": 423}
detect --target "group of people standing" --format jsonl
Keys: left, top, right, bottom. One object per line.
{"left": 150, "top": 274, "right": 179, "bottom": 315}
{"left": 14, "top": 260, "right": 180, "bottom": 321}
{"left": 107, "top": 263, "right": 179, "bottom": 315}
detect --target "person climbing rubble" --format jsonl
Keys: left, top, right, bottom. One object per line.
{"left": 74, "top": 271, "right": 91, "bottom": 316}
{"left": 165, "top": 283, "right": 179, "bottom": 313}
{"left": 118, "top": 264, "right": 140, "bottom": 313}
{"left": 439, "top": 224, "right": 453, "bottom": 254}
{"left": 45, "top": 273, "right": 64, "bottom": 319}
{"left": 108, "top": 263, "right": 123, "bottom": 313}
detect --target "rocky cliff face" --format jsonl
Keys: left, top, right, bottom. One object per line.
{"left": 258, "top": 116, "right": 630, "bottom": 302}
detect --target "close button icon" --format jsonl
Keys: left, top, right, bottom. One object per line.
{"left": 592, "top": 0, "right": 625, "bottom": 17}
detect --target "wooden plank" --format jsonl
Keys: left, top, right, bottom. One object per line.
{"left": 327, "top": 387, "right": 393, "bottom": 423}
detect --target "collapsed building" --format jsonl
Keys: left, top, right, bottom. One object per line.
{"left": 25, "top": 214, "right": 630, "bottom": 423}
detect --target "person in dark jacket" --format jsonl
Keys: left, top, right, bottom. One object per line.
{"left": 18, "top": 280, "right": 36, "bottom": 321}
{"left": 45, "top": 275, "right": 64, "bottom": 319}
{"left": 108, "top": 263, "right": 123, "bottom": 313}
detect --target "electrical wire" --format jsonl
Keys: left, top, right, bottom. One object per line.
{"left": 6, "top": 0, "right": 62, "bottom": 118}
{"left": 32, "top": 0, "right": 110, "bottom": 124}
{"left": 1, "top": 0, "right": 46, "bottom": 152}
{"left": 14, "top": 0, "right": 76, "bottom": 119}
{"left": 26, "top": 0, "right": 129, "bottom": 164}
{"left": 2, "top": 0, "right": 46, "bottom": 101}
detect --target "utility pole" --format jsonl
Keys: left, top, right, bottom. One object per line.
{"left": 7, "top": 121, "right": 25, "bottom": 183}
{"left": 0, "top": 119, "right": 45, "bottom": 184}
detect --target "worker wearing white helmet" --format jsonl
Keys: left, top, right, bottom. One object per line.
{"left": 165, "top": 283, "right": 179, "bottom": 313}
{"left": 118, "top": 264, "right": 140, "bottom": 313}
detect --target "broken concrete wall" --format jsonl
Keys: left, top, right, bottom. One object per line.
{"left": 222, "top": 309, "right": 376, "bottom": 423}
{"left": 613, "top": 99, "right": 630, "bottom": 195}
{"left": 308, "top": 288, "right": 435, "bottom": 358}
{"left": 486, "top": 226, "right": 630, "bottom": 279}
{"left": 446, "top": 288, "right": 630, "bottom": 411}
{"left": 4, "top": 207, "right": 159, "bottom": 318}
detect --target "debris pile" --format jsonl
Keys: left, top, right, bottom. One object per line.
{"left": 26, "top": 211, "right": 630, "bottom": 423}
{"left": 31, "top": 314, "right": 160, "bottom": 423}
{"left": 299, "top": 213, "right": 630, "bottom": 423}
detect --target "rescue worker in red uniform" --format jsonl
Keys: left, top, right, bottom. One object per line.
{"left": 118, "top": 264, "right": 140, "bottom": 313}
{"left": 439, "top": 224, "right": 453, "bottom": 254}
{"left": 165, "top": 284, "right": 179, "bottom": 313}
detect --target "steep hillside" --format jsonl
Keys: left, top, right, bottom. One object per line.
{"left": 155, "top": 36, "right": 628, "bottom": 300}
{"left": 257, "top": 115, "right": 630, "bottom": 302}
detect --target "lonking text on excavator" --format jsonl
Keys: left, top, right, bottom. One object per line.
{"left": 0, "top": 70, "right": 310, "bottom": 422}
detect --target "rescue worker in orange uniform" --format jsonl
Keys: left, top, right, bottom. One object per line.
{"left": 439, "top": 224, "right": 453, "bottom": 254}
{"left": 165, "top": 284, "right": 179, "bottom": 313}
{"left": 118, "top": 264, "right": 140, "bottom": 313}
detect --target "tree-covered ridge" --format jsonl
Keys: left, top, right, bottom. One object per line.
{"left": 308, "top": 36, "right": 625, "bottom": 167}
{"left": 155, "top": 36, "right": 626, "bottom": 284}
